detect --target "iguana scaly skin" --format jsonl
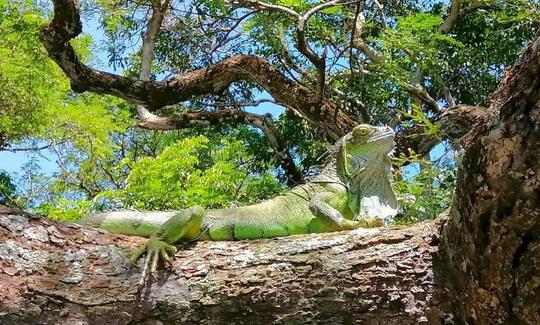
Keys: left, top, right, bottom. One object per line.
{"left": 81, "top": 124, "right": 398, "bottom": 274}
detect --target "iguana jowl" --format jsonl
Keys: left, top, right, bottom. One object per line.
{"left": 82, "top": 124, "right": 398, "bottom": 273}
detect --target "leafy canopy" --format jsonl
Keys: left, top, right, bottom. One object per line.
{"left": 0, "top": 0, "right": 538, "bottom": 223}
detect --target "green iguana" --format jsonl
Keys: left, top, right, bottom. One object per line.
{"left": 81, "top": 124, "right": 398, "bottom": 276}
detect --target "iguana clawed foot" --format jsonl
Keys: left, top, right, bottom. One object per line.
{"left": 130, "top": 236, "right": 177, "bottom": 286}
{"left": 340, "top": 219, "right": 364, "bottom": 230}
{"left": 343, "top": 218, "right": 384, "bottom": 229}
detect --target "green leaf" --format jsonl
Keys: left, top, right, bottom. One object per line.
{"left": 321, "top": 6, "right": 340, "bottom": 15}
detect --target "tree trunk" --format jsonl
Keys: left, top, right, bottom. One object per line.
{"left": 0, "top": 207, "right": 447, "bottom": 324}
{"left": 437, "top": 31, "right": 540, "bottom": 324}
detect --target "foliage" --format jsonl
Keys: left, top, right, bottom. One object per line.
{"left": 35, "top": 134, "right": 283, "bottom": 220}
{"left": 276, "top": 110, "right": 330, "bottom": 173}
{"left": 1, "top": 0, "right": 539, "bottom": 225}
{"left": 0, "top": 171, "right": 16, "bottom": 206}
{"left": 393, "top": 149, "right": 457, "bottom": 224}
{"left": 104, "top": 135, "right": 283, "bottom": 210}
{"left": 0, "top": 0, "right": 60, "bottom": 145}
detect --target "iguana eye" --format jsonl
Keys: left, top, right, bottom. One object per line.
{"left": 353, "top": 126, "right": 371, "bottom": 138}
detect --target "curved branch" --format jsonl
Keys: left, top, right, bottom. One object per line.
{"left": 440, "top": 0, "right": 462, "bottom": 33}
{"left": 231, "top": 0, "right": 301, "bottom": 19}
{"left": 394, "top": 105, "right": 490, "bottom": 158}
{"left": 401, "top": 82, "right": 440, "bottom": 113}
{"left": 135, "top": 0, "right": 170, "bottom": 121}
{"left": 40, "top": 0, "right": 357, "bottom": 140}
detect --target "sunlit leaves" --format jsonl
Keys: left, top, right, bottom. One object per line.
{"left": 277, "top": 0, "right": 306, "bottom": 9}
{"left": 111, "top": 136, "right": 283, "bottom": 210}
{"left": 0, "top": 0, "right": 66, "bottom": 143}
{"left": 0, "top": 171, "right": 16, "bottom": 206}
{"left": 399, "top": 104, "right": 441, "bottom": 138}
{"left": 320, "top": 6, "right": 340, "bottom": 15}
{"left": 377, "top": 13, "right": 463, "bottom": 77}
{"left": 393, "top": 151, "right": 456, "bottom": 224}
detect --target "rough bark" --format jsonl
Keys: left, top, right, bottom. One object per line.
{"left": 438, "top": 32, "right": 540, "bottom": 324}
{"left": 40, "top": 0, "right": 357, "bottom": 140}
{"left": 0, "top": 206, "right": 448, "bottom": 324}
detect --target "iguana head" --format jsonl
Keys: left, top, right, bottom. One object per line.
{"left": 337, "top": 124, "right": 398, "bottom": 223}
{"left": 338, "top": 124, "right": 395, "bottom": 179}
{"left": 350, "top": 124, "right": 395, "bottom": 150}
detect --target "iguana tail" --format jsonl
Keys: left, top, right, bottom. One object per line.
{"left": 80, "top": 211, "right": 177, "bottom": 237}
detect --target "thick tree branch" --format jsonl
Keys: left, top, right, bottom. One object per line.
{"left": 140, "top": 109, "right": 304, "bottom": 185}
{"left": 41, "top": 0, "right": 358, "bottom": 140}
{"left": 440, "top": 0, "right": 462, "bottom": 33}
{"left": 196, "top": 98, "right": 277, "bottom": 108}
{"left": 394, "top": 104, "right": 490, "bottom": 158}
{"left": 439, "top": 30, "right": 540, "bottom": 323}
{"left": 0, "top": 206, "right": 449, "bottom": 324}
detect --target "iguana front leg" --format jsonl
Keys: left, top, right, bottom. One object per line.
{"left": 131, "top": 205, "right": 205, "bottom": 281}
{"left": 309, "top": 192, "right": 362, "bottom": 230}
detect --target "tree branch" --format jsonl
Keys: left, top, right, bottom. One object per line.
{"left": 373, "top": 0, "right": 388, "bottom": 29}
{"left": 196, "top": 98, "right": 277, "bottom": 108}
{"left": 40, "top": 0, "right": 357, "bottom": 140}
{"left": 0, "top": 207, "right": 449, "bottom": 324}
{"left": 136, "top": 0, "right": 170, "bottom": 121}
{"left": 231, "top": 0, "right": 301, "bottom": 19}
{"left": 349, "top": 8, "right": 439, "bottom": 113}
{"left": 440, "top": 0, "right": 462, "bottom": 33}
{"left": 439, "top": 30, "right": 540, "bottom": 323}
{"left": 351, "top": 5, "right": 385, "bottom": 64}
{"left": 401, "top": 82, "right": 441, "bottom": 113}
{"left": 393, "top": 104, "right": 490, "bottom": 158}
{"left": 232, "top": 0, "right": 364, "bottom": 99}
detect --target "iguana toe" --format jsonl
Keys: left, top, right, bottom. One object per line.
{"left": 131, "top": 237, "right": 178, "bottom": 275}
{"left": 341, "top": 219, "right": 363, "bottom": 230}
